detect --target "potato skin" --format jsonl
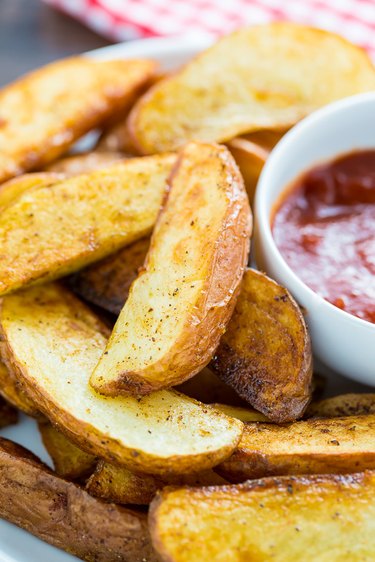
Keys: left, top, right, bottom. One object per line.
{"left": 306, "top": 393, "right": 375, "bottom": 418}
{"left": 150, "top": 471, "right": 375, "bottom": 562}
{"left": 211, "top": 268, "right": 313, "bottom": 422}
{"left": 0, "top": 437, "right": 157, "bottom": 562}
{"left": 0, "top": 359, "right": 40, "bottom": 418}
{"left": 217, "top": 415, "right": 375, "bottom": 482}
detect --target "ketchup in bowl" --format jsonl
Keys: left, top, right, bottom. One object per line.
{"left": 272, "top": 150, "right": 375, "bottom": 324}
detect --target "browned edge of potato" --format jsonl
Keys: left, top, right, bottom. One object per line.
{"left": 0, "top": 360, "right": 41, "bottom": 418}
{"left": 38, "top": 422, "right": 96, "bottom": 481}
{"left": 217, "top": 414, "right": 375, "bottom": 482}
{"left": 0, "top": 153, "right": 175, "bottom": 296}
{"left": 0, "top": 283, "right": 243, "bottom": 475}
{"left": 91, "top": 141, "right": 252, "bottom": 396}
{"left": 149, "top": 471, "right": 375, "bottom": 562}
{"left": 0, "top": 57, "right": 157, "bottom": 184}
{"left": 69, "top": 237, "right": 150, "bottom": 315}
{"left": 0, "top": 437, "right": 156, "bottom": 562}
{"left": 211, "top": 268, "right": 313, "bottom": 422}
{"left": 306, "top": 393, "right": 375, "bottom": 418}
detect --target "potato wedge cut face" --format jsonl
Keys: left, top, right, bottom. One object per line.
{"left": 0, "top": 57, "right": 156, "bottom": 183}
{"left": 210, "top": 403, "right": 270, "bottom": 423}
{"left": 91, "top": 142, "right": 251, "bottom": 396}
{"left": 44, "top": 151, "right": 126, "bottom": 176}
{"left": 150, "top": 471, "right": 375, "bottom": 562}
{"left": 129, "top": 23, "right": 375, "bottom": 154}
{"left": 0, "top": 154, "right": 175, "bottom": 296}
{"left": 218, "top": 415, "right": 375, "bottom": 482}
{"left": 0, "top": 437, "right": 156, "bottom": 562}
{"left": 211, "top": 268, "right": 313, "bottom": 422}
{"left": 0, "top": 284, "right": 243, "bottom": 475}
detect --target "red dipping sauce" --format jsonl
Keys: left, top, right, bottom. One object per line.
{"left": 272, "top": 150, "right": 375, "bottom": 324}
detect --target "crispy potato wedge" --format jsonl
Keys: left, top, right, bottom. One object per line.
{"left": 0, "top": 360, "right": 40, "bottom": 417}
{"left": 91, "top": 142, "right": 251, "bottom": 396}
{"left": 176, "top": 367, "right": 248, "bottom": 406}
{"left": 128, "top": 23, "right": 375, "bottom": 154}
{"left": 0, "top": 56, "right": 156, "bottom": 184}
{"left": 227, "top": 138, "right": 269, "bottom": 204}
{"left": 87, "top": 461, "right": 227, "bottom": 505}
{"left": 44, "top": 151, "right": 126, "bottom": 176}
{"left": 69, "top": 237, "right": 150, "bottom": 315}
{"left": 0, "top": 153, "right": 175, "bottom": 296}
{"left": 307, "top": 393, "right": 375, "bottom": 418}
{"left": 0, "top": 437, "right": 156, "bottom": 562}
{"left": 218, "top": 415, "right": 375, "bottom": 482}
{"left": 212, "top": 268, "right": 312, "bottom": 422}
{"left": 210, "top": 403, "right": 270, "bottom": 423}
{"left": 0, "top": 172, "right": 63, "bottom": 212}
{"left": 0, "top": 396, "right": 18, "bottom": 429}
{"left": 150, "top": 471, "right": 375, "bottom": 562}
{"left": 38, "top": 422, "right": 96, "bottom": 481}
{"left": 0, "top": 284, "right": 243, "bottom": 475}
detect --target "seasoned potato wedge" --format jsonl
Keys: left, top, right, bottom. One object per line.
{"left": 87, "top": 461, "right": 227, "bottom": 505}
{"left": 0, "top": 396, "right": 17, "bottom": 429}
{"left": 176, "top": 367, "right": 248, "bottom": 406}
{"left": 0, "top": 56, "right": 156, "bottom": 184}
{"left": 69, "top": 237, "right": 150, "bottom": 315}
{"left": 210, "top": 403, "right": 270, "bottom": 423}
{"left": 91, "top": 142, "right": 251, "bottom": 396}
{"left": 226, "top": 138, "right": 269, "bottom": 203}
{"left": 128, "top": 23, "right": 375, "bottom": 154}
{"left": 0, "top": 437, "right": 156, "bottom": 562}
{"left": 150, "top": 471, "right": 375, "bottom": 562}
{"left": 0, "top": 360, "right": 40, "bottom": 417}
{"left": 0, "top": 172, "right": 63, "bottom": 212}
{"left": 44, "top": 151, "right": 126, "bottom": 176}
{"left": 218, "top": 415, "right": 375, "bottom": 482}
{"left": 0, "top": 284, "right": 243, "bottom": 475}
{"left": 307, "top": 394, "right": 375, "bottom": 418}
{"left": 38, "top": 422, "right": 96, "bottom": 480}
{"left": 212, "top": 268, "right": 312, "bottom": 422}
{"left": 0, "top": 153, "right": 175, "bottom": 296}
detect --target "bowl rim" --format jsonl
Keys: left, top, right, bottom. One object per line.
{"left": 254, "top": 91, "right": 375, "bottom": 331}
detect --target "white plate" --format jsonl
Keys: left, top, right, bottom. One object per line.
{"left": 0, "top": 34, "right": 372, "bottom": 562}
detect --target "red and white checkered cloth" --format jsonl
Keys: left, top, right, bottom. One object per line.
{"left": 44, "top": 0, "right": 375, "bottom": 60}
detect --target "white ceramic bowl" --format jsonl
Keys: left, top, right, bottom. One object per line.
{"left": 255, "top": 92, "right": 375, "bottom": 386}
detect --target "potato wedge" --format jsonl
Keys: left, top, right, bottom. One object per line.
{"left": 227, "top": 138, "right": 269, "bottom": 204}
{"left": 38, "top": 422, "right": 96, "bottom": 480}
{"left": 211, "top": 268, "right": 312, "bottom": 422}
{"left": 91, "top": 142, "right": 251, "bottom": 396}
{"left": 128, "top": 23, "right": 375, "bottom": 154}
{"left": 44, "top": 151, "right": 126, "bottom": 176}
{"left": 306, "top": 394, "right": 375, "bottom": 418}
{"left": 210, "top": 403, "right": 270, "bottom": 423}
{"left": 0, "top": 396, "right": 17, "bottom": 429}
{"left": 218, "top": 415, "right": 375, "bottom": 482}
{"left": 176, "top": 367, "right": 248, "bottom": 406}
{"left": 87, "top": 461, "right": 227, "bottom": 505}
{"left": 0, "top": 437, "right": 156, "bottom": 562}
{"left": 0, "top": 153, "right": 175, "bottom": 296}
{"left": 0, "top": 360, "right": 40, "bottom": 417}
{"left": 0, "top": 284, "right": 243, "bottom": 475}
{"left": 69, "top": 237, "right": 150, "bottom": 315}
{"left": 0, "top": 57, "right": 156, "bottom": 183}
{"left": 0, "top": 172, "right": 63, "bottom": 212}
{"left": 150, "top": 471, "right": 375, "bottom": 562}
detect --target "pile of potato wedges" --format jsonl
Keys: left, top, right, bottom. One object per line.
{"left": 0, "top": 22, "right": 375, "bottom": 562}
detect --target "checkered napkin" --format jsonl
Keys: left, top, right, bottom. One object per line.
{"left": 44, "top": 0, "right": 375, "bottom": 59}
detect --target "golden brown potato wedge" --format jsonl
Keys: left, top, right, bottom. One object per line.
{"left": 176, "top": 367, "right": 249, "bottom": 406}
{"left": 0, "top": 396, "right": 17, "bottom": 429}
{"left": 86, "top": 461, "right": 227, "bottom": 505}
{"left": 211, "top": 268, "right": 313, "bottom": 422}
{"left": 217, "top": 415, "right": 375, "bottom": 482}
{"left": 0, "top": 172, "right": 63, "bottom": 212}
{"left": 226, "top": 138, "right": 269, "bottom": 204}
{"left": 0, "top": 153, "right": 175, "bottom": 296}
{"left": 150, "top": 471, "right": 375, "bottom": 562}
{"left": 0, "top": 56, "right": 156, "bottom": 184}
{"left": 0, "top": 284, "right": 243, "bottom": 475}
{"left": 210, "top": 403, "right": 270, "bottom": 423}
{"left": 91, "top": 142, "right": 251, "bottom": 396}
{"left": 38, "top": 422, "right": 96, "bottom": 481}
{"left": 306, "top": 393, "right": 375, "bottom": 418}
{"left": 69, "top": 237, "right": 150, "bottom": 315}
{"left": 0, "top": 437, "right": 156, "bottom": 562}
{"left": 44, "top": 151, "right": 126, "bottom": 176}
{"left": 0, "top": 360, "right": 40, "bottom": 418}
{"left": 128, "top": 23, "right": 375, "bottom": 154}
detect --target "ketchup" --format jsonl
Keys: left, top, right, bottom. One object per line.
{"left": 272, "top": 150, "right": 375, "bottom": 324}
